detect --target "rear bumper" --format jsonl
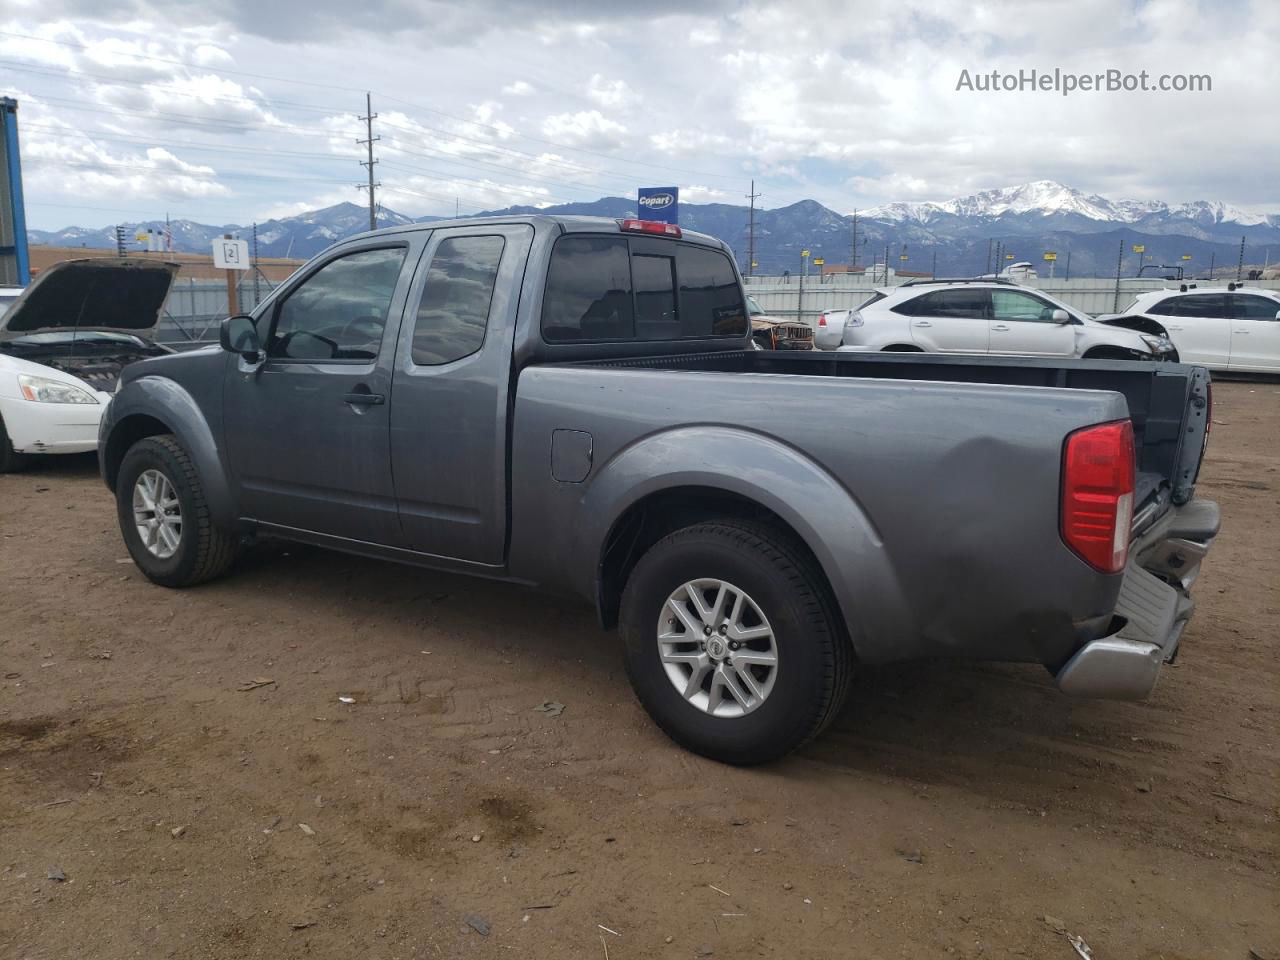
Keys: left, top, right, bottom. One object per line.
{"left": 1055, "top": 498, "right": 1219, "bottom": 700}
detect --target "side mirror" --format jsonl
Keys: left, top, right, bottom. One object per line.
{"left": 1051, "top": 308, "right": 1072, "bottom": 324}
{"left": 220, "top": 314, "right": 262, "bottom": 361}
{"left": 1275, "top": 310, "right": 1280, "bottom": 322}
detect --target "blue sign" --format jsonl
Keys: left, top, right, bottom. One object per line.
{"left": 637, "top": 186, "right": 679, "bottom": 225}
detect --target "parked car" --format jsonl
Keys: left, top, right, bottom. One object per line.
{"left": 0, "top": 258, "right": 177, "bottom": 472}
{"left": 816, "top": 279, "right": 1175, "bottom": 360}
{"left": 1099, "top": 285, "right": 1280, "bottom": 373}
{"left": 99, "top": 216, "right": 1217, "bottom": 764}
{"left": 747, "top": 295, "right": 813, "bottom": 350}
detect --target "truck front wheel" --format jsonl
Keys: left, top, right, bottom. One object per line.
{"left": 116, "top": 434, "right": 238, "bottom": 587}
{"left": 619, "top": 520, "right": 853, "bottom": 764}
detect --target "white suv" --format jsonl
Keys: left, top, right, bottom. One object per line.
{"left": 817, "top": 280, "right": 1174, "bottom": 361}
{"left": 1100, "top": 285, "right": 1280, "bottom": 373}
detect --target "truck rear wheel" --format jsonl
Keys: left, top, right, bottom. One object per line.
{"left": 116, "top": 434, "right": 238, "bottom": 587}
{"left": 619, "top": 520, "right": 853, "bottom": 764}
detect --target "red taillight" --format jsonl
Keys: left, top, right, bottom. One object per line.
{"left": 619, "top": 219, "right": 682, "bottom": 238}
{"left": 818, "top": 313, "right": 828, "bottom": 326}
{"left": 1061, "top": 420, "right": 1136, "bottom": 574}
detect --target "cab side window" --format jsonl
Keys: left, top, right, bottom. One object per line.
{"left": 268, "top": 247, "right": 407, "bottom": 361}
{"left": 410, "top": 236, "right": 505, "bottom": 365}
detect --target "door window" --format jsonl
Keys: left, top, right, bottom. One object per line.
{"left": 268, "top": 247, "right": 407, "bottom": 360}
{"left": 1230, "top": 294, "right": 1280, "bottom": 320}
{"left": 410, "top": 236, "right": 505, "bottom": 365}
{"left": 1170, "top": 294, "right": 1228, "bottom": 318}
{"left": 895, "top": 289, "right": 988, "bottom": 318}
{"left": 990, "top": 290, "right": 1057, "bottom": 323}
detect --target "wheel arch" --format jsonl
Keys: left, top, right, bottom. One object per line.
{"left": 582, "top": 426, "right": 908, "bottom": 662}
{"left": 102, "top": 376, "right": 237, "bottom": 530}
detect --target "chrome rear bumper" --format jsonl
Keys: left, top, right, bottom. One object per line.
{"left": 1056, "top": 498, "right": 1219, "bottom": 701}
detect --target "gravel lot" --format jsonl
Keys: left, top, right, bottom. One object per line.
{"left": 1, "top": 380, "right": 1277, "bottom": 959}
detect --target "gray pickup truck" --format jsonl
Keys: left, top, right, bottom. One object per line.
{"left": 99, "top": 215, "right": 1219, "bottom": 764}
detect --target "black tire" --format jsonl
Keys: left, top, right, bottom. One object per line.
{"left": 116, "top": 434, "right": 238, "bottom": 587}
{"left": 0, "top": 414, "right": 31, "bottom": 473}
{"left": 619, "top": 520, "right": 853, "bottom": 765}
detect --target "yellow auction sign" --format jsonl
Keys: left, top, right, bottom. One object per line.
{"left": 1044, "top": 252, "right": 1057, "bottom": 261}
{"left": 1132, "top": 244, "right": 1145, "bottom": 253}
{"left": 813, "top": 258, "right": 825, "bottom": 266}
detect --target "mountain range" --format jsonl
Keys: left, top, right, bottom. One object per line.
{"left": 28, "top": 180, "right": 1280, "bottom": 278}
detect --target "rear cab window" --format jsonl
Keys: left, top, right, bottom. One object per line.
{"left": 541, "top": 234, "right": 746, "bottom": 343}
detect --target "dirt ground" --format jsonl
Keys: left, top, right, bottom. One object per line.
{"left": 1, "top": 381, "right": 1277, "bottom": 960}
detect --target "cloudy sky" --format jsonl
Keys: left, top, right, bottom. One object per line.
{"left": 3, "top": 0, "right": 1277, "bottom": 231}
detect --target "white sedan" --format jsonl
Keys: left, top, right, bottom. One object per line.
{"left": 0, "top": 259, "right": 177, "bottom": 472}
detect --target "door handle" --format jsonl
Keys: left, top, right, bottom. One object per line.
{"left": 1167, "top": 325, "right": 1184, "bottom": 330}
{"left": 991, "top": 324, "right": 1010, "bottom": 331}
{"left": 1233, "top": 329, "right": 1249, "bottom": 334}
{"left": 913, "top": 321, "right": 932, "bottom": 327}
{"left": 343, "top": 390, "right": 385, "bottom": 405}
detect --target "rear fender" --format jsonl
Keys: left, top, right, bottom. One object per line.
{"left": 575, "top": 425, "right": 911, "bottom": 661}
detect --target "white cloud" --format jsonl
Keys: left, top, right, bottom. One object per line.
{"left": 586, "top": 73, "right": 637, "bottom": 109}
{"left": 541, "top": 110, "right": 627, "bottom": 150}
{"left": 502, "top": 80, "right": 534, "bottom": 96}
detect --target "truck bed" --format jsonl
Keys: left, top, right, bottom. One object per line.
{"left": 566, "top": 349, "right": 1212, "bottom": 516}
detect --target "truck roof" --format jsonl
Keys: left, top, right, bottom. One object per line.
{"left": 342, "top": 214, "right": 729, "bottom": 252}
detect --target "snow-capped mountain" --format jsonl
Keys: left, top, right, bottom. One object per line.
{"left": 27, "top": 186, "right": 1280, "bottom": 276}
{"left": 862, "top": 180, "right": 1271, "bottom": 230}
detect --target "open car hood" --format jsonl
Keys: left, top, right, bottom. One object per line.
{"left": 0, "top": 258, "right": 179, "bottom": 341}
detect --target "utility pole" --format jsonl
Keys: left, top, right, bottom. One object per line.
{"left": 1236, "top": 234, "right": 1245, "bottom": 282}
{"left": 849, "top": 209, "right": 860, "bottom": 273}
{"left": 985, "top": 238, "right": 993, "bottom": 277}
{"left": 745, "top": 180, "right": 761, "bottom": 277}
{"left": 797, "top": 249, "right": 809, "bottom": 321}
{"left": 1065, "top": 250, "right": 1072, "bottom": 281}
{"left": 115, "top": 225, "right": 127, "bottom": 257}
{"left": 251, "top": 221, "right": 261, "bottom": 307}
{"left": 164, "top": 212, "right": 171, "bottom": 253}
{"left": 1113, "top": 237, "right": 1125, "bottom": 312}
{"left": 357, "top": 92, "right": 380, "bottom": 232}
{"left": 1208, "top": 251, "right": 1216, "bottom": 280}
{"left": 931, "top": 248, "right": 937, "bottom": 279}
